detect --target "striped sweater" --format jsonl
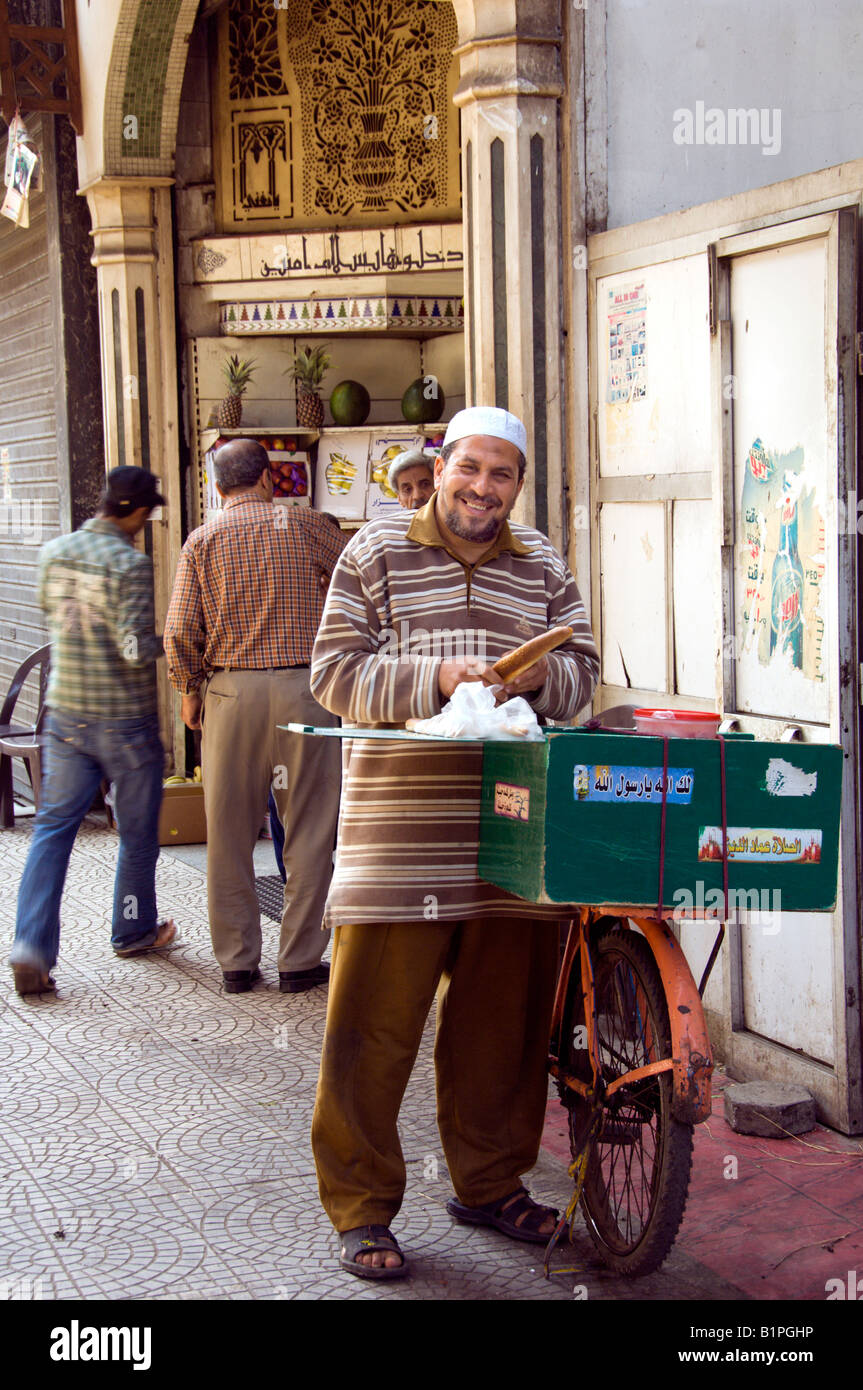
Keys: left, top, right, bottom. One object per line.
{"left": 310, "top": 496, "right": 600, "bottom": 926}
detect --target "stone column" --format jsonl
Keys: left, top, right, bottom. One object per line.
{"left": 453, "top": 5, "right": 565, "bottom": 551}
{"left": 83, "top": 177, "right": 185, "bottom": 774}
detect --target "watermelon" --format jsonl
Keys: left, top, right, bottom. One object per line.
{"left": 401, "top": 377, "right": 445, "bottom": 424}
{"left": 329, "top": 380, "right": 371, "bottom": 426}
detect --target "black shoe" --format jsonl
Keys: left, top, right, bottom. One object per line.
{"left": 222, "top": 967, "right": 260, "bottom": 994}
{"left": 279, "top": 962, "right": 330, "bottom": 994}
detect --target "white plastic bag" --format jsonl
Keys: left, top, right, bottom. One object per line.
{"left": 409, "top": 680, "right": 544, "bottom": 740}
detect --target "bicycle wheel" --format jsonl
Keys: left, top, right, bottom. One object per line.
{"left": 558, "top": 923, "right": 693, "bottom": 1276}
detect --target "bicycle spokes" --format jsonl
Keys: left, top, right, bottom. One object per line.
{"left": 557, "top": 925, "right": 695, "bottom": 1275}
{"left": 591, "top": 958, "right": 664, "bottom": 1244}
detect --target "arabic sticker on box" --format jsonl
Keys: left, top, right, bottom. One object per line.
{"left": 494, "top": 781, "right": 531, "bottom": 821}
{"left": 697, "top": 827, "right": 822, "bottom": 864}
{"left": 573, "top": 764, "right": 695, "bottom": 803}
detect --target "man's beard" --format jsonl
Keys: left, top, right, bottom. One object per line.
{"left": 442, "top": 498, "right": 503, "bottom": 544}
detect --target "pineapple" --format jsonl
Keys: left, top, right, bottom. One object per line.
{"left": 288, "top": 344, "right": 331, "bottom": 429}
{"left": 218, "top": 354, "right": 256, "bottom": 429}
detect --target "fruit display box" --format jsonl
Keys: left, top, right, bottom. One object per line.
{"left": 478, "top": 730, "right": 842, "bottom": 913}
{"left": 366, "top": 428, "right": 423, "bottom": 520}
{"left": 314, "top": 426, "right": 446, "bottom": 520}
{"left": 158, "top": 782, "right": 207, "bottom": 846}
{"left": 247, "top": 432, "right": 311, "bottom": 504}
{"left": 203, "top": 431, "right": 312, "bottom": 512}
{"left": 267, "top": 444, "right": 311, "bottom": 506}
{"left": 314, "top": 430, "right": 371, "bottom": 519}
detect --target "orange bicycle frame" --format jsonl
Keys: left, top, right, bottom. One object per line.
{"left": 550, "top": 908, "right": 713, "bottom": 1125}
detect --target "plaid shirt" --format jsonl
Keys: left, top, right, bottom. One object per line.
{"left": 38, "top": 518, "right": 162, "bottom": 717}
{"left": 164, "top": 498, "right": 347, "bottom": 694}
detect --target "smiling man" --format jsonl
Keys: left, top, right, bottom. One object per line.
{"left": 309, "top": 406, "right": 599, "bottom": 1281}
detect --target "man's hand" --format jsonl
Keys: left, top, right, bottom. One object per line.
{"left": 492, "top": 656, "right": 550, "bottom": 702}
{"left": 438, "top": 659, "right": 494, "bottom": 700}
{"left": 181, "top": 692, "right": 202, "bottom": 730}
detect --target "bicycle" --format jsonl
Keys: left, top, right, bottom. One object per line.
{"left": 546, "top": 904, "right": 720, "bottom": 1276}
{"left": 292, "top": 707, "right": 837, "bottom": 1279}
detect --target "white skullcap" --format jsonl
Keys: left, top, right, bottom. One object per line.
{"left": 387, "top": 448, "right": 435, "bottom": 492}
{"left": 442, "top": 406, "right": 527, "bottom": 456}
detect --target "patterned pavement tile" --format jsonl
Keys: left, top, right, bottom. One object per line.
{"left": 0, "top": 822, "right": 745, "bottom": 1302}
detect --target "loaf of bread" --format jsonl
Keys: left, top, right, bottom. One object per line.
{"left": 492, "top": 625, "right": 574, "bottom": 681}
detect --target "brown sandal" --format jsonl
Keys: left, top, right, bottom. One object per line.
{"left": 447, "top": 1187, "right": 559, "bottom": 1245}
{"left": 114, "top": 919, "right": 177, "bottom": 958}
{"left": 339, "top": 1225, "right": 409, "bottom": 1281}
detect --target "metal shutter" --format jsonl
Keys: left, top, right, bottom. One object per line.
{"left": 0, "top": 114, "right": 61, "bottom": 750}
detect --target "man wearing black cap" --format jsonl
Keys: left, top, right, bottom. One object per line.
{"left": 9, "top": 466, "right": 176, "bottom": 996}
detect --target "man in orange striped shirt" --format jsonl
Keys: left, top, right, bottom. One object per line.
{"left": 164, "top": 439, "right": 345, "bottom": 995}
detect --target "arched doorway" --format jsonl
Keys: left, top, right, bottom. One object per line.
{"left": 80, "top": 0, "right": 570, "bottom": 765}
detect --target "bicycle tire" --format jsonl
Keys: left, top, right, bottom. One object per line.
{"left": 559, "top": 923, "right": 694, "bottom": 1276}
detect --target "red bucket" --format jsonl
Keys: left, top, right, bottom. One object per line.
{"left": 633, "top": 708, "right": 722, "bottom": 739}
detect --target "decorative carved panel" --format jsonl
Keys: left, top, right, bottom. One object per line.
{"left": 231, "top": 109, "right": 292, "bottom": 221}
{"left": 214, "top": 0, "right": 460, "bottom": 232}
{"left": 227, "top": 0, "right": 287, "bottom": 100}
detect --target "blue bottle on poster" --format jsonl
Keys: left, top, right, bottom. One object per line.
{"left": 769, "top": 495, "right": 804, "bottom": 668}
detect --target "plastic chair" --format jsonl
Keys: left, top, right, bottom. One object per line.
{"left": 0, "top": 644, "right": 50, "bottom": 828}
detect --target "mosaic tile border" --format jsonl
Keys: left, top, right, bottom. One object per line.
{"left": 220, "top": 296, "right": 465, "bottom": 334}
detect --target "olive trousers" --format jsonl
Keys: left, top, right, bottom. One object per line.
{"left": 311, "top": 917, "right": 560, "bottom": 1233}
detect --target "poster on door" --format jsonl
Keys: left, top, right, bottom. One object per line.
{"left": 729, "top": 236, "right": 830, "bottom": 725}
{"left": 606, "top": 282, "right": 648, "bottom": 404}
{"left": 737, "top": 436, "right": 826, "bottom": 686}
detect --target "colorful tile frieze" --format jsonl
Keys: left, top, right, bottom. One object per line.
{"left": 220, "top": 297, "right": 464, "bottom": 333}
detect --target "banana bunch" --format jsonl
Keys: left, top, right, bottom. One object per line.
{"left": 325, "top": 450, "right": 358, "bottom": 496}
{"left": 164, "top": 766, "right": 203, "bottom": 787}
{"left": 370, "top": 445, "right": 402, "bottom": 499}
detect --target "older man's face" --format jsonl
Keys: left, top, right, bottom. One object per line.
{"left": 434, "top": 435, "right": 523, "bottom": 544}
{"left": 396, "top": 464, "right": 435, "bottom": 510}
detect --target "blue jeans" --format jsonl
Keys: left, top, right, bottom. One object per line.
{"left": 267, "top": 787, "right": 286, "bottom": 883}
{"left": 11, "top": 709, "right": 165, "bottom": 971}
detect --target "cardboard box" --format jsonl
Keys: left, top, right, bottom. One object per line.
{"left": 366, "top": 428, "right": 423, "bottom": 520}
{"left": 268, "top": 448, "right": 311, "bottom": 504}
{"left": 479, "top": 731, "right": 842, "bottom": 913}
{"left": 314, "top": 430, "right": 370, "bottom": 519}
{"left": 158, "top": 783, "right": 207, "bottom": 846}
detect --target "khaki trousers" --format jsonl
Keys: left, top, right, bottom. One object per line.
{"left": 201, "top": 668, "right": 340, "bottom": 973}
{"left": 311, "top": 917, "right": 560, "bottom": 1232}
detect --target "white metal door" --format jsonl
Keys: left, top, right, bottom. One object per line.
{"left": 587, "top": 196, "right": 861, "bottom": 1132}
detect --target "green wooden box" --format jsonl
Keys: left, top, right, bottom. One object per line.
{"left": 479, "top": 731, "right": 842, "bottom": 913}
